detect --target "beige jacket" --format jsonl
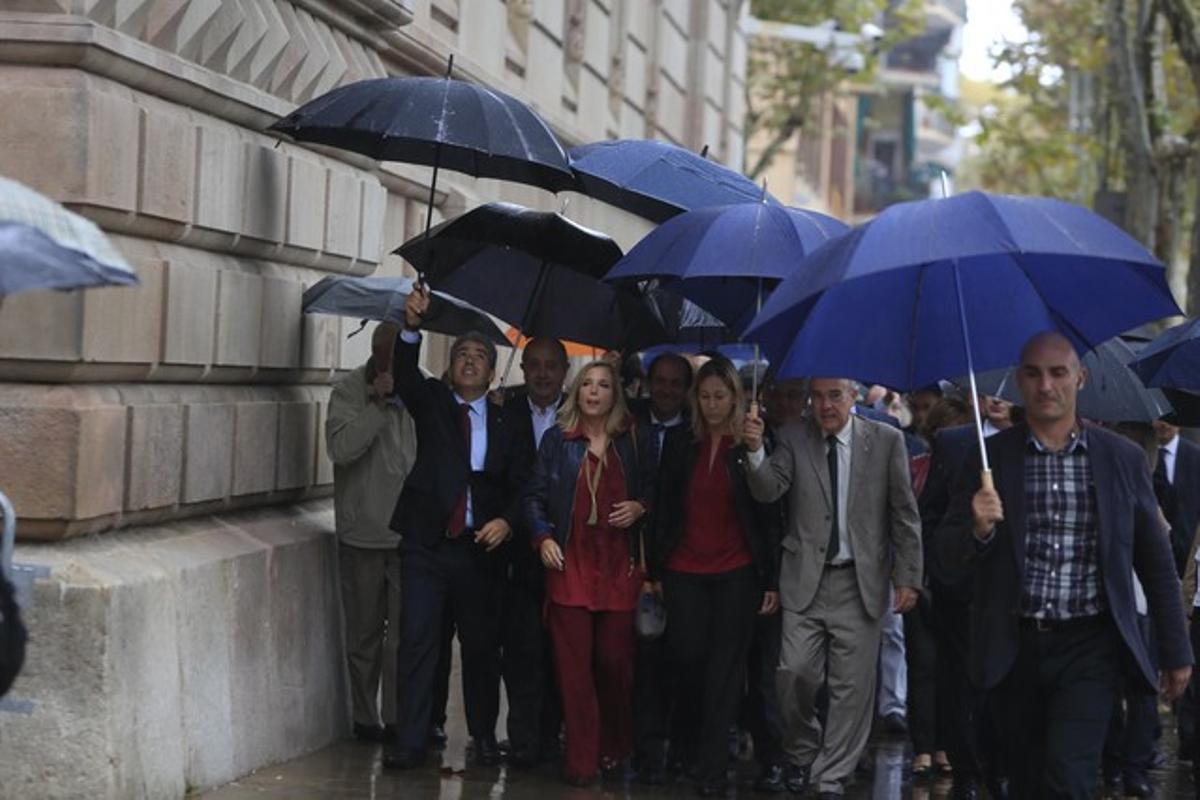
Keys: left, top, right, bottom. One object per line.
{"left": 326, "top": 364, "right": 416, "bottom": 549}
{"left": 746, "top": 415, "right": 923, "bottom": 619}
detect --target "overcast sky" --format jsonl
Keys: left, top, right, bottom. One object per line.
{"left": 959, "top": 0, "right": 1027, "bottom": 83}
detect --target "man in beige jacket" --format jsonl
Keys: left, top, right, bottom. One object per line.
{"left": 327, "top": 322, "right": 416, "bottom": 741}
{"left": 744, "top": 377, "right": 922, "bottom": 798}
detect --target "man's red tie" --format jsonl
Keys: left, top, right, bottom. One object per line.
{"left": 447, "top": 402, "right": 471, "bottom": 537}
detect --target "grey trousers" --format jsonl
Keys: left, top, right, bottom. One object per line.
{"left": 338, "top": 543, "right": 401, "bottom": 726}
{"left": 778, "top": 565, "right": 883, "bottom": 794}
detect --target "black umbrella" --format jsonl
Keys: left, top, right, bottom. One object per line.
{"left": 398, "top": 203, "right": 666, "bottom": 357}
{"left": 302, "top": 275, "right": 508, "bottom": 346}
{"left": 269, "top": 59, "right": 574, "bottom": 242}
{"left": 973, "top": 337, "right": 1172, "bottom": 423}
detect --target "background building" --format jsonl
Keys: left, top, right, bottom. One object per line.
{"left": 0, "top": 1, "right": 749, "bottom": 796}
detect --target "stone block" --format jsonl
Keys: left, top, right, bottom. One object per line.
{"left": 323, "top": 169, "right": 360, "bottom": 258}
{"left": 526, "top": 26, "right": 563, "bottom": 114}
{"left": 299, "top": 303, "right": 340, "bottom": 369}
{"left": 0, "top": 505, "right": 345, "bottom": 797}
{"left": 286, "top": 156, "right": 327, "bottom": 251}
{"left": 276, "top": 400, "right": 316, "bottom": 490}
{"left": 0, "top": 402, "right": 78, "bottom": 519}
{"left": 241, "top": 142, "right": 287, "bottom": 243}
{"left": 126, "top": 403, "right": 183, "bottom": 510}
{"left": 182, "top": 402, "right": 234, "bottom": 503}
{"left": 258, "top": 276, "right": 302, "bottom": 368}
{"left": 74, "top": 405, "right": 128, "bottom": 519}
{"left": 624, "top": 42, "right": 647, "bottom": 106}
{"left": 233, "top": 402, "right": 278, "bottom": 495}
{"left": 195, "top": 124, "right": 244, "bottom": 233}
{"left": 214, "top": 270, "right": 263, "bottom": 367}
{"left": 315, "top": 399, "right": 334, "bottom": 485}
{"left": 163, "top": 258, "right": 217, "bottom": 365}
{"left": 359, "top": 179, "right": 388, "bottom": 263}
{"left": 0, "top": 288, "right": 83, "bottom": 362}
{"left": 81, "top": 256, "right": 165, "bottom": 364}
{"left": 138, "top": 105, "right": 197, "bottom": 223}
{"left": 0, "top": 71, "right": 88, "bottom": 199}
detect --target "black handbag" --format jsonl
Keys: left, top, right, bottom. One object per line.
{"left": 0, "top": 575, "right": 27, "bottom": 698}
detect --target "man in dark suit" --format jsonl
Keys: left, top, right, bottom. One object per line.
{"left": 496, "top": 337, "right": 568, "bottom": 768}
{"left": 935, "top": 331, "right": 1192, "bottom": 799}
{"left": 630, "top": 351, "right": 692, "bottom": 784}
{"left": 384, "top": 286, "right": 534, "bottom": 769}
{"left": 1151, "top": 419, "right": 1200, "bottom": 574}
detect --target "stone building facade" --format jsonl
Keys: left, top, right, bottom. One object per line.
{"left": 0, "top": 1, "right": 748, "bottom": 796}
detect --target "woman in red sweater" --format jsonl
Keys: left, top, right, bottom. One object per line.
{"left": 653, "top": 357, "right": 781, "bottom": 796}
{"left": 524, "top": 360, "right": 657, "bottom": 786}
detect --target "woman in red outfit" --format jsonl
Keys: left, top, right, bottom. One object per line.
{"left": 652, "top": 357, "right": 780, "bottom": 796}
{"left": 524, "top": 360, "right": 657, "bottom": 786}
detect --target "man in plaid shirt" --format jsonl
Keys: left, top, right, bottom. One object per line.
{"left": 935, "top": 331, "right": 1192, "bottom": 800}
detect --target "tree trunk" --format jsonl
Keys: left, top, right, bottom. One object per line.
{"left": 1107, "top": 0, "right": 1159, "bottom": 250}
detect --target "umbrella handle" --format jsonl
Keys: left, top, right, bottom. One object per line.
{"left": 980, "top": 469, "right": 994, "bottom": 492}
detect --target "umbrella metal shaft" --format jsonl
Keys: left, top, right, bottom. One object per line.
{"left": 951, "top": 261, "right": 993, "bottom": 483}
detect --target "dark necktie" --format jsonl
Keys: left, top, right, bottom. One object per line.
{"left": 1155, "top": 447, "right": 1170, "bottom": 485}
{"left": 652, "top": 422, "right": 667, "bottom": 463}
{"left": 826, "top": 435, "right": 840, "bottom": 563}
{"left": 447, "top": 403, "right": 471, "bottom": 537}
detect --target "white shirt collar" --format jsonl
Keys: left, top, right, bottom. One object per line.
{"left": 1163, "top": 434, "right": 1180, "bottom": 456}
{"left": 651, "top": 410, "right": 684, "bottom": 427}
{"left": 826, "top": 416, "right": 853, "bottom": 446}
{"left": 455, "top": 393, "right": 488, "bottom": 417}
{"left": 528, "top": 394, "right": 560, "bottom": 415}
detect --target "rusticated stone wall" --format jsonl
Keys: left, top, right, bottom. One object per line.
{"left": 0, "top": 1, "right": 748, "bottom": 796}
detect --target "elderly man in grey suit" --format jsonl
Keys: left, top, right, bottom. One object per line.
{"left": 744, "top": 377, "right": 922, "bottom": 799}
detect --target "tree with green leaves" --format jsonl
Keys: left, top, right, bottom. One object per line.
{"left": 744, "top": 0, "right": 923, "bottom": 181}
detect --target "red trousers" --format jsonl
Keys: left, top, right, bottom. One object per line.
{"left": 546, "top": 603, "right": 636, "bottom": 780}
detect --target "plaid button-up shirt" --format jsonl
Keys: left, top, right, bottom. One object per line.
{"left": 1019, "top": 427, "right": 1106, "bottom": 620}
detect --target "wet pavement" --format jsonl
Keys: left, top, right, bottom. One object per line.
{"left": 202, "top": 715, "right": 1199, "bottom": 799}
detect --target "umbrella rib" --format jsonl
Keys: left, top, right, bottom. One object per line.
{"left": 1008, "top": 252, "right": 1096, "bottom": 351}
{"left": 905, "top": 261, "right": 930, "bottom": 390}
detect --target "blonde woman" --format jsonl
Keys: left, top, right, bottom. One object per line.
{"left": 652, "top": 357, "right": 781, "bottom": 796}
{"left": 524, "top": 360, "right": 657, "bottom": 786}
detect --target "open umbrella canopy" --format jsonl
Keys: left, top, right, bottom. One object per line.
{"left": 569, "top": 139, "right": 780, "bottom": 223}
{"left": 397, "top": 203, "right": 665, "bottom": 351}
{"left": 1129, "top": 318, "right": 1200, "bottom": 390}
{"left": 605, "top": 203, "right": 847, "bottom": 328}
{"left": 0, "top": 176, "right": 138, "bottom": 294}
{"left": 745, "top": 191, "right": 1180, "bottom": 390}
{"left": 269, "top": 76, "right": 574, "bottom": 192}
{"left": 973, "top": 337, "right": 1172, "bottom": 423}
{"left": 399, "top": 202, "right": 623, "bottom": 280}
{"left": 302, "top": 275, "right": 508, "bottom": 346}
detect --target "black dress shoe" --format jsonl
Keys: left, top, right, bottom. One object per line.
{"left": 950, "top": 777, "right": 979, "bottom": 800}
{"left": 474, "top": 737, "right": 503, "bottom": 767}
{"left": 698, "top": 780, "right": 726, "bottom": 797}
{"left": 353, "top": 723, "right": 387, "bottom": 743}
{"left": 382, "top": 748, "right": 425, "bottom": 769}
{"left": 1123, "top": 773, "right": 1153, "bottom": 798}
{"left": 507, "top": 747, "right": 541, "bottom": 769}
{"left": 754, "top": 763, "right": 785, "bottom": 793}
{"left": 783, "top": 763, "right": 811, "bottom": 794}
{"left": 637, "top": 761, "right": 667, "bottom": 786}
{"left": 882, "top": 712, "right": 908, "bottom": 735}
{"left": 428, "top": 724, "right": 448, "bottom": 748}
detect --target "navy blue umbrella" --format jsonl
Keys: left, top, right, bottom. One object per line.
{"left": 569, "top": 139, "right": 780, "bottom": 223}
{"left": 605, "top": 202, "right": 847, "bottom": 328}
{"left": 1129, "top": 318, "right": 1200, "bottom": 389}
{"left": 397, "top": 203, "right": 665, "bottom": 354}
{"left": 744, "top": 191, "right": 1180, "bottom": 472}
{"left": 301, "top": 275, "right": 508, "bottom": 345}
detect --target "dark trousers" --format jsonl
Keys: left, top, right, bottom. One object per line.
{"left": 744, "top": 608, "right": 785, "bottom": 769}
{"left": 432, "top": 614, "right": 455, "bottom": 729}
{"left": 633, "top": 636, "right": 671, "bottom": 767}
{"left": 394, "top": 538, "right": 503, "bottom": 752}
{"left": 903, "top": 591, "right": 945, "bottom": 756}
{"left": 932, "top": 583, "right": 986, "bottom": 777}
{"left": 662, "top": 566, "right": 760, "bottom": 784}
{"left": 992, "top": 615, "right": 1122, "bottom": 800}
{"left": 500, "top": 576, "right": 557, "bottom": 756}
{"left": 1103, "top": 615, "right": 1157, "bottom": 782}
{"left": 547, "top": 603, "right": 636, "bottom": 780}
